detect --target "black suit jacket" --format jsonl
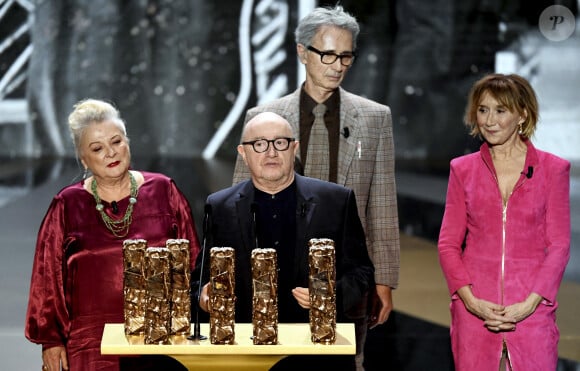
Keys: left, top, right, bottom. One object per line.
{"left": 193, "top": 173, "right": 374, "bottom": 323}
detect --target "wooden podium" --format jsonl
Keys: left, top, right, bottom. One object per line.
{"left": 101, "top": 323, "right": 355, "bottom": 371}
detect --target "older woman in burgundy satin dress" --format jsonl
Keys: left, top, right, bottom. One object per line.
{"left": 438, "top": 74, "right": 570, "bottom": 370}
{"left": 25, "top": 99, "right": 200, "bottom": 371}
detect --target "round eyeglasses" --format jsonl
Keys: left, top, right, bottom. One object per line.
{"left": 241, "top": 137, "right": 295, "bottom": 153}
{"left": 307, "top": 45, "right": 356, "bottom": 67}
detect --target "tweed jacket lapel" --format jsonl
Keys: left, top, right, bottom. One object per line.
{"left": 337, "top": 88, "right": 361, "bottom": 187}
{"left": 282, "top": 90, "right": 302, "bottom": 153}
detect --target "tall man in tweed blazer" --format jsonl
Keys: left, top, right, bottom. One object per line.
{"left": 233, "top": 6, "right": 400, "bottom": 370}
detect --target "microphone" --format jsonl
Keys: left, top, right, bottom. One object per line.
{"left": 524, "top": 166, "right": 533, "bottom": 179}
{"left": 203, "top": 204, "right": 212, "bottom": 239}
{"left": 341, "top": 127, "right": 350, "bottom": 138}
{"left": 111, "top": 201, "right": 118, "bottom": 214}
{"left": 188, "top": 203, "right": 212, "bottom": 341}
{"left": 300, "top": 203, "right": 307, "bottom": 217}
{"left": 251, "top": 202, "right": 259, "bottom": 250}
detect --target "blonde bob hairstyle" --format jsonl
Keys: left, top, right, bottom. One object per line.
{"left": 464, "top": 73, "right": 539, "bottom": 140}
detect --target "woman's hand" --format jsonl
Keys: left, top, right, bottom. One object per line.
{"left": 291, "top": 287, "right": 310, "bottom": 309}
{"left": 42, "top": 346, "right": 68, "bottom": 370}
{"left": 483, "top": 314, "right": 517, "bottom": 332}
{"left": 485, "top": 293, "right": 542, "bottom": 331}
{"left": 502, "top": 293, "right": 543, "bottom": 323}
{"left": 457, "top": 285, "right": 516, "bottom": 332}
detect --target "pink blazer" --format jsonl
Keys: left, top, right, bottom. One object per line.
{"left": 438, "top": 140, "right": 570, "bottom": 370}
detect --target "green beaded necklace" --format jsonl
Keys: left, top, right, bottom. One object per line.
{"left": 91, "top": 171, "right": 138, "bottom": 238}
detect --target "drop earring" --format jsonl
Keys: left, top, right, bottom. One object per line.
{"left": 518, "top": 123, "right": 523, "bottom": 135}
{"left": 83, "top": 168, "right": 88, "bottom": 180}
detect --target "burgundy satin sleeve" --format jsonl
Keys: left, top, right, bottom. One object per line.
{"left": 25, "top": 195, "right": 70, "bottom": 349}
{"left": 168, "top": 180, "right": 201, "bottom": 270}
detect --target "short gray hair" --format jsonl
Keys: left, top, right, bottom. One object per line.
{"left": 294, "top": 5, "right": 360, "bottom": 49}
{"left": 68, "top": 98, "right": 127, "bottom": 155}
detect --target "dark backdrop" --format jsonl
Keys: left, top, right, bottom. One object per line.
{"left": 23, "top": 0, "right": 578, "bottom": 172}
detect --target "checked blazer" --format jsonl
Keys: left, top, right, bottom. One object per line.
{"left": 233, "top": 87, "right": 400, "bottom": 288}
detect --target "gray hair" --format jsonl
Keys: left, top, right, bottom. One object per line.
{"left": 294, "top": 5, "right": 360, "bottom": 49}
{"left": 68, "top": 99, "right": 127, "bottom": 155}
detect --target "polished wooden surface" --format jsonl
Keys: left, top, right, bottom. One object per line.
{"left": 101, "top": 323, "right": 355, "bottom": 371}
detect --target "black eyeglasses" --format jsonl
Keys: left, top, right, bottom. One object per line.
{"left": 242, "top": 137, "right": 295, "bottom": 153}
{"left": 307, "top": 45, "right": 356, "bottom": 66}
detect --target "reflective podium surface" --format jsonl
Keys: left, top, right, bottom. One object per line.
{"left": 101, "top": 323, "right": 355, "bottom": 371}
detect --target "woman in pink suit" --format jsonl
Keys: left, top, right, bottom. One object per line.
{"left": 438, "top": 73, "right": 570, "bottom": 370}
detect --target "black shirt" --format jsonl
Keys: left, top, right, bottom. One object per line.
{"left": 253, "top": 181, "right": 304, "bottom": 321}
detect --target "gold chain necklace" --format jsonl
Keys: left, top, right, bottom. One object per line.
{"left": 91, "top": 172, "right": 138, "bottom": 238}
